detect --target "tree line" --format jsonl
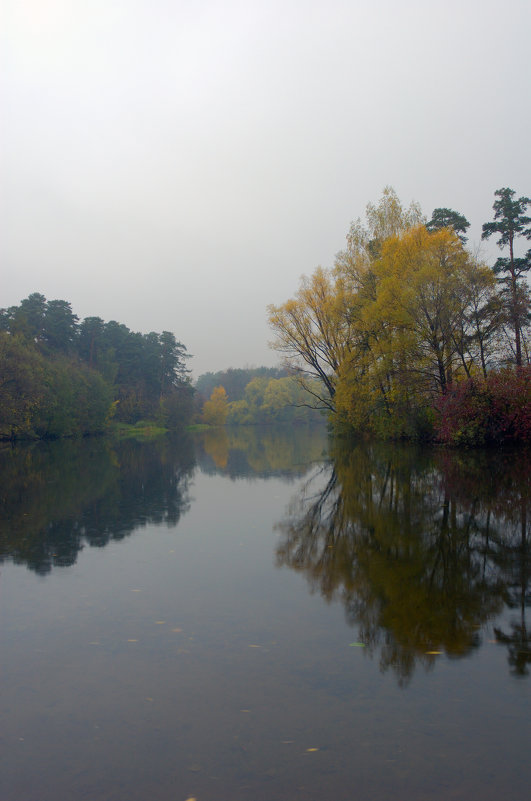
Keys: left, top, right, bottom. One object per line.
{"left": 268, "top": 187, "right": 531, "bottom": 444}
{"left": 0, "top": 293, "right": 194, "bottom": 439}
{"left": 196, "top": 366, "right": 325, "bottom": 426}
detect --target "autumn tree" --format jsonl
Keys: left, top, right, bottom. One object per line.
{"left": 335, "top": 186, "right": 424, "bottom": 281}
{"left": 202, "top": 386, "right": 229, "bottom": 426}
{"left": 482, "top": 187, "right": 531, "bottom": 366}
{"left": 267, "top": 188, "right": 525, "bottom": 440}
{"left": 267, "top": 267, "right": 354, "bottom": 411}
{"left": 334, "top": 226, "right": 486, "bottom": 436}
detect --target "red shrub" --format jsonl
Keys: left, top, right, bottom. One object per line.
{"left": 435, "top": 367, "right": 531, "bottom": 446}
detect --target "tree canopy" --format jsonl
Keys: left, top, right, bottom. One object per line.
{"left": 269, "top": 187, "right": 530, "bottom": 441}
{"left": 481, "top": 188, "right": 531, "bottom": 366}
{"left": 0, "top": 295, "right": 194, "bottom": 439}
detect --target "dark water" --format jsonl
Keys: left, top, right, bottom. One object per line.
{"left": 1, "top": 427, "right": 529, "bottom": 801}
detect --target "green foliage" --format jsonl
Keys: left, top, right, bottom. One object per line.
{"left": 158, "top": 384, "right": 195, "bottom": 430}
{"left": 426, "top": 207, "right": 470, "bottom": 243}
{"left": 0, "top": 294, "right": 194, "bottom": 438}
{"left": 0, "top": 333, "right": 46, "bottom": 438}
{"left": 196, "top": 366, "right": 287, "bottom": 402}
{"left": 34, "top": 358, "right": 114, "bottom": 438}
{"left": 226, "top": 376, "right": 325, "bottom": 425}
{"left": 482, "top": 187, "right": 531, "bottom": 366}
{"left": 0, "top": 333, "right": 113, "bottom": 440}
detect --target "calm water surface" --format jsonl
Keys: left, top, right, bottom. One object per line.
{"left": 1, "top": 427, "right": 530, "bottom": 801}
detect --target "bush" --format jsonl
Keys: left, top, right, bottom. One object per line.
{"left": 435, "top": 367, "right": 531, "bottom": 446}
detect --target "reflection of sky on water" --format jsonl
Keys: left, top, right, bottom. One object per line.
{"left": 0, "top": 429, "right": 530, "bottom": 800}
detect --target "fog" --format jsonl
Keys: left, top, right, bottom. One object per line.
{"left": 2, "top": 0, "right": 530, "bottom": 375}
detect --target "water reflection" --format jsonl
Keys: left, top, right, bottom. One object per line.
{"left": 0, "top": 435, "right": 195, "bottom": 575}
{"left": 197, "top": 425, "right": 328, "bottom": 479}
{"left": 276, "top": 440, "right": 531, "bottom": 682}
{"left": 0, "top": 426, "right": 326, "bottom": 576}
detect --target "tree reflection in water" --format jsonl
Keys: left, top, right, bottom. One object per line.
{"left": 276, "top": 440, "right": 531, "bottom": 683}
{"left": 0, "top": 434, "right": 195, "bottom": 575}
{"left": 197, "top": 424, "right": 328, "bottom": 480}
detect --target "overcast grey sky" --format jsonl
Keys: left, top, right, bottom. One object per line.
{"left": 2, "top": 0, "right": 530, "bottom": 376}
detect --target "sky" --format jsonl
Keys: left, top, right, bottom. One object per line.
{"left": 2, "top": 0, "right": 530, "bottom": 377}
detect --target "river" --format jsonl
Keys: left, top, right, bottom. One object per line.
{"left": 0, "top": 426, "right": 529, "bottom": 800}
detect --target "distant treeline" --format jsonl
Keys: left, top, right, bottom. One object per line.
{"left": 196, "top": 366, "right": 288, "bottom": 402}
{"left": 0, "top": 293, "right": 194, "bottom": 439}
{"left": 196, "top": 367, "right": 325, "bottom": 426}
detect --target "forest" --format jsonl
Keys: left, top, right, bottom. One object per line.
{"left": 196, "top": 366, "right": 324, "bottom": 426}
{"left": 0, "top": 295, "right": 194, "bottom": 439}
{"left": 268, "top": 187, "right": 531, "bottom": 444}
{"left": 3, "top": 187, "right": 530, "bottom": 444}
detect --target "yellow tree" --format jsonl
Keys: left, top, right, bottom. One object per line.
{"left": 202, "top": 385, "right": 228, "bottom": 426}
{"left": 267, "top": 267, "right": 355, "bottom": 411}
{"left": 335, "top": 226, "right": 500, "bottom": 436}
{"left": 335, "top": 185, "right": 424, "bottom": 287}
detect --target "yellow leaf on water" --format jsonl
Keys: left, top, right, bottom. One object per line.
{"left": 155, "top": 621, "right": 166, "bottom": 625}
{"left": 172, "top": 628, "right": 183, "bottom": 632}
{"left": 131, "top": 589, "right": 141, "bottom": 592}
{"left": 307, "top": 747, "right": 319, "bottom": 752}
{"left": 248, "top": 644, "right": 262, "bottom": 648}
{"left": 425, "top": 651, "right": 442, "bottom": 655}
{"left": 127, "top": 639, "right": 138, "bottom": 642}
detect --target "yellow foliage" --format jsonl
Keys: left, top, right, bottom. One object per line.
{"left": 202, "top": 385, "right": 228, "bottom": 426}
{"left": 269, "top": 190, "right": 502, "bottom": 438}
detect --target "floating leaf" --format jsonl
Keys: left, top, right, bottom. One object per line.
{"left": 172, "top": 628, "right": 183, "bottom": 633}
{"left": 349, "top": 642, "right": 365, "bottom": 647}
{"left": 155, "top": 621, "right": 166, "bottom": 625}
{"left": 127, "top": 639, "right": 138, "bottom": 642}
{"left": 425, "top": 650, "right": 442, "bottom": 655}
{"left": 248, "top": 644, "right": 262, "bottom": 648}
{"left": 307, "top": 747, "right": 319, "bottom": 752}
